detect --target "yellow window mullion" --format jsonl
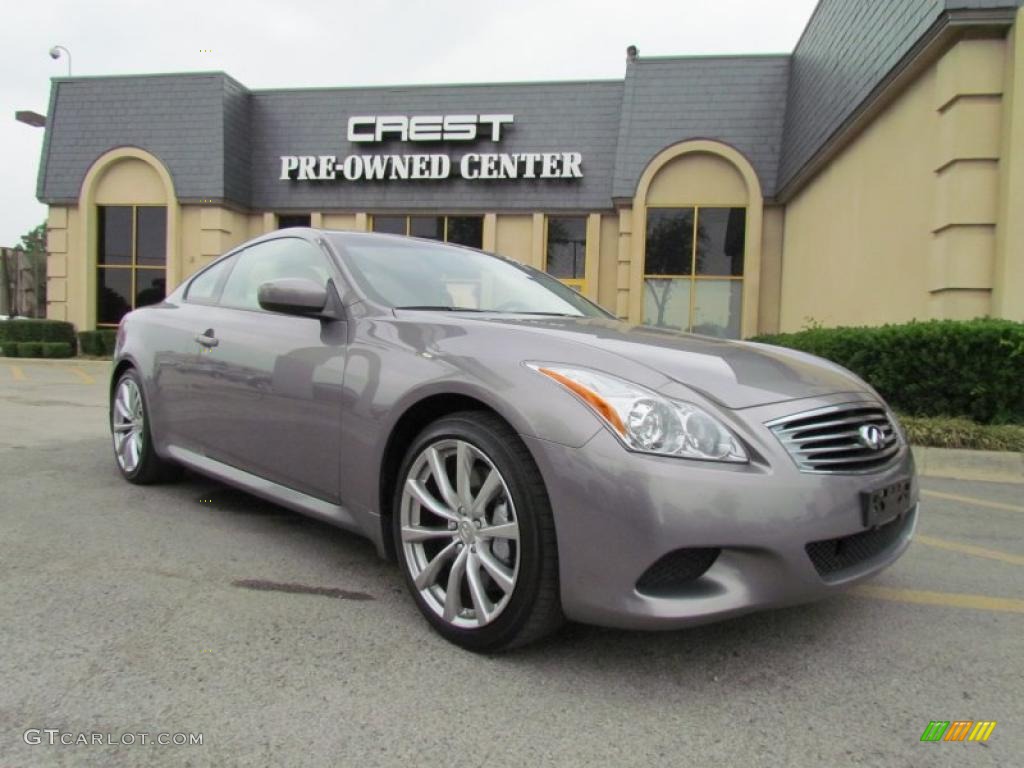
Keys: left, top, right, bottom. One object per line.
{"left": 130, "top": 206, "right": 138, "bottom": 310}
{"left": 688, "top": 207, "right": 699, "bottom": 332}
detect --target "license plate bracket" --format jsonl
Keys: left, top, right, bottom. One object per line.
{"left": 862, "top": 478, "right": 912, "bottom": 528}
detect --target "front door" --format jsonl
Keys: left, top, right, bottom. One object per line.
{"left": 186, "top": 236, "right": 347, "bottom": 502}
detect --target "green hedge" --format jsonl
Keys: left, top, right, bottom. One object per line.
{"left": 16, "top": 341, "right": 43, "bottom": 358}
{"left": 78, "top": 330, "right": 117, "bottom": 356}
{"left": 41, "top": 342, "right": 74, "bottom": 359}
{"left": 752, "top": 319, "right": 1024, "bottom": 424}
{"left": 1, "top": 341, "right": 17, "bottom": 357}
{"left": 0, "top": 318, "right": 76, "bottom": 345}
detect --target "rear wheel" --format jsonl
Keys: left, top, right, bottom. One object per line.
{"left": 393, "top": 411, "right": 562, "bottom": 651}
{"left": 111, "top": 368, "right": 181, "bottom": 485}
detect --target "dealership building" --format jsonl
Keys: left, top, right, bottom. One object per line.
{"left": 34, "top": 0, "right": 1024, "bottom": 337}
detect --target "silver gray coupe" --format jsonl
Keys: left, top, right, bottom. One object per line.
{"left": 110, "top": 229, "right": 918, "bottom": 650}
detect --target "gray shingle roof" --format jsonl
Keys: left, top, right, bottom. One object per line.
{"left": 37, "top": 73, "right": 232, "bottom": 203}
{"left": 611, "top": 55, "right": 790, "bottom": 199}
{"left": 35, "top": 1, "right": 1023, "bottom": 210}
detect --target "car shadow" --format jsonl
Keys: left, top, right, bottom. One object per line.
{"left": 175, "top": 468, "right": 875, "bottom": 681}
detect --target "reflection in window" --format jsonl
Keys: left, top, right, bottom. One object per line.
{"left": 545, "top": 217, "right": 587, "bottom": 289}
{"left": 446, "top": 217, "right": 483, "bottom": 248}
{"left": 277, "top": 214, "right": 312, "bottom": 229}
{"left": 642, "top": 207, "right": 746, "bottom": 338}
{"left": 371, "top": 215, "right": 484, "bottom": 249}
{"left": 410, "top": 216, "right": 444, "bottom": 240}
{"left": 219, "top": 238, "right": 331, "bottom": 312}
{"left": 186, "top": 257, "right": 234, "bottom": 303}
{"left": 96, "top": 205, "right": 167, "bottom": 326}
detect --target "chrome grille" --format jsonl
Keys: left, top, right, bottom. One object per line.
{"left": 766, "top": 403, "right": 901, "bottom": 474}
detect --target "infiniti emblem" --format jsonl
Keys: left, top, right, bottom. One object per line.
{"left": 858, "top": 424, "right": 885, "bottom": 451}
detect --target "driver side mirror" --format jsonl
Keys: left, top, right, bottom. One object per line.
{"left": 257, "top": 278, "right": 328, "bottom": 316}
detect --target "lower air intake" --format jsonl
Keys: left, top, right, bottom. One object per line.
{"left": 805, "top": 511, "right": 914, "bottom": 578}
{"left": 636, "top": 548, "right": 720, "bottom": 595}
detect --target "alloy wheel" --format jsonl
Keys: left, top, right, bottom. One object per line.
{"left": 400, "top": 439, "right": 521, "bottom": 629}
{"left": 112, "top": 377, "right": 145, "bottom": 474}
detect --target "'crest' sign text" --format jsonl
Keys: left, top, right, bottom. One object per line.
{"left": 279, "top": 113, "right": 584, "bottom": 182}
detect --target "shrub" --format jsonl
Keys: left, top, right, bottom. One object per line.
{"left": 1, "top": 341, "right": 18, "bottom": 357}
{"left": 900, "top": 415, "right": 1024, "bottom": 452}
{"left": 79, "top": 329, "right": 117, "bottom": 356}
{"left": 78, "top": 331, "right": 98, "bottom": 356}
{"left": 16, "top": 341, "right": 43, "bottom": 358}
{"left": 99, "top": 330, "right": 117, "bottom": 355}
{"left": 41, "top": 342, "right": 74, "bottom": 359}
{"left": 0, "top": 318, "right": 76, "bottom": 345}
{"left": 751, "top": 319, "right": 1024, "bottom": 424}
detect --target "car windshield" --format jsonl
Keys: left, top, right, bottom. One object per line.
{"left": 332, "top": 235, "right": 609, "bottom": 318}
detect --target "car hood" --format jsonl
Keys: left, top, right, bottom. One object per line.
{"left": 471, "top": 315, "right": 870, "bottom": 409}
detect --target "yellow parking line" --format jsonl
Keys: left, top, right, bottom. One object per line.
{"left": 65, "top": 366, "right": 96, "bottom": 385}
{"left": 852, "top": 585, "right": 1024, "bottom": 614}
{"left": 9, "top": 364, "right": 26, "bottom": 381}
{"left": 916, "top": 534, "right": 1024, "bottom": 567}
{"left": 921, "top": 489, "right": 1024, "bottom": 515}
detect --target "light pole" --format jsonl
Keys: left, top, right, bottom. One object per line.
{"left": 49, "top": 45, "right": 71, "bottom": 76}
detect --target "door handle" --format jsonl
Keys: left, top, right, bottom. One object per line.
{"left": 195, "top": 331, "right": 219, "bottom": 348}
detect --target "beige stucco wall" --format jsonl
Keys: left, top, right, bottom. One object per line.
{"left": 493, "top": 214, "right": 533, "bottom": 265}
{"left": 597, "top": 213, "right": 619, "bottom": 312}
{"left": 995, "top": 8, "right": 1024, "bottom": 321}
{"left": 646, "top": 152, "right": 748, "bottom": 206}
{"left": 758, "top": 205, "right": 785, "bottom": 335}
{"left": 780, "top": 35, "right": 1012, "bottom": 330}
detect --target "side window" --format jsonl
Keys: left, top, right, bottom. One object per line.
{"left": 218, "top": 238, "right": 332, "bottom": 311}
{"left": 185, "top": 256, "right": 235, "bottom": 303}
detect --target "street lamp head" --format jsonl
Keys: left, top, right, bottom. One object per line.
{"left": 48, "top": 45, "right": 71, "bottom": 76}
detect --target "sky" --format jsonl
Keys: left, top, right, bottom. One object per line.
{"left": 0, "top": 0, "right": 818, "bottom": 246}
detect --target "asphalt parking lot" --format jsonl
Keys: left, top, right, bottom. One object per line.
{"left": 1, "top": 359, "right": 1021, "bottom": 767}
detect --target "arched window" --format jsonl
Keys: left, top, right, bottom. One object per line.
{"left": 634, "top": 143, "right": 761, "bottom": 339}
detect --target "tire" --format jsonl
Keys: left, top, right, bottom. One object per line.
{"left": 110, "top": 368, "right": 182, "bottom": 485}
{"left": 393, "top": 411, "right": 563, "bottom": 651}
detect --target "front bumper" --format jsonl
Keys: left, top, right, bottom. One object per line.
{"left": 523, "top": 394, "right": 918, "bottom": 630}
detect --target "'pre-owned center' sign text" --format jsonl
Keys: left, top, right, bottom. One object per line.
{"left": 279, "top": 114, "right": 583, "bottom": 182}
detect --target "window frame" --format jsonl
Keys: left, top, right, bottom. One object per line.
{"left": 543, "top": 215, "right": 588, "bottom": 293}
{"left": 369, "top": 214, "right": 485, "bottom": 249}
{"left": 642, "top": 205, "right": 746, "bottom": 337}
{"left": 96, "top": 204, "right": 168, "bottom": 328}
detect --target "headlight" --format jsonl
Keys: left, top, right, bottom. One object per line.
{"left": 527, "top": 364, "right": 748, "bottom": 463}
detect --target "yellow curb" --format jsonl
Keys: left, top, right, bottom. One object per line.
{"left": 64, "top": 365, "right": 97, "bottom": 385}
{"left": 921, "top": 489, "right": 1024, "bottom": 514}
{"left": 851, "top": 585, "right": 1024, "bottom": 614}
{"left": 915, "top": 534, "right": 1024, "bottom": 566}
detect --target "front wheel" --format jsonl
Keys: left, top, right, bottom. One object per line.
{"left": 393, "top": 411, "right": 562, "bottom": 651}
{"left": 110, "top": 368, "right": 182, "bottom": 485}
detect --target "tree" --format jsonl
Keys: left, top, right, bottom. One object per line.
{"left": 4, "top": 222, "right": 47, "bottom": 317}
{"left": 18, "top": 222, "right": 46, "bottom": 256}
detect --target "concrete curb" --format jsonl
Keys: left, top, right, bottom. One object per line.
{"left": 913, "top": 446, "right": 1024, "bottom": 485}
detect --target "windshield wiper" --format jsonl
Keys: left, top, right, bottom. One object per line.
{"left": 503, "top": 311, "right": 579, "bottom": 317}
{"left": 394, "top": 305, "right": 487, "bottom": 312}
